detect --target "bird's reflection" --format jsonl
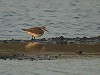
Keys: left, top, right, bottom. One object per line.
{"left": 25, "top": 42, "right": 46, "bottom": 53}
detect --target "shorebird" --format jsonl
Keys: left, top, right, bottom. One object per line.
{"left": 22, "top": 26, "right": 49, "bottom": 40}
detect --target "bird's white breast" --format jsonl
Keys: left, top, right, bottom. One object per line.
{"left": 27, "top": 32, "right": 43, "bottom": 37}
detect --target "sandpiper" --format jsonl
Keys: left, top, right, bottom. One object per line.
{"left": 22, "top": 26, "right": 49, "bottom": 40}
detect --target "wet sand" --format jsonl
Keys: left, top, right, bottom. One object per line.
{"left": 0, "top": 42, "right": 100, "bottom": 57}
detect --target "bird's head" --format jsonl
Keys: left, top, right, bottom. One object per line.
{"left": 41, "top": 26, "right": 49, "bottom": 32}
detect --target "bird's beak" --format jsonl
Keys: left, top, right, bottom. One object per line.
{"left": 46, "top": 30, "right": 49, "bottom": 32}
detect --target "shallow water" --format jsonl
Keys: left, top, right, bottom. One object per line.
{"left": 0, "top": 57, "right": 100, "bottom": 75}
{"left": 0, "top": 0, "right": 100, "bottom": 40}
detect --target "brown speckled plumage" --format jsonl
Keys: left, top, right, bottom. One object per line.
{"left": 22, "top": 26, "right": 48, "bottom": 40}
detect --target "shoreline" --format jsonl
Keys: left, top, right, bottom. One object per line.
{"left": 0, "top": 36, "right": 100, "bottom": 44}
{"left": 0, "top": 37, "right": 100, "bottom": 60}
{"left": 0, "top": 42, "right": 100, "bottom": 60}
{"left": 0, "top": 42, "right": 100, "bottom": 54}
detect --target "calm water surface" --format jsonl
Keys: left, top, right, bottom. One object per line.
{"left": 0, "top": 57, "right": 100, "bottom": 75}
{"left": 0, "top": 0, "right": 100, "bottom": 40}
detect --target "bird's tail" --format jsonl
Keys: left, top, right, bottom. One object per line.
{"left": 22, "top": 29, "right": 28, "bottom": 31}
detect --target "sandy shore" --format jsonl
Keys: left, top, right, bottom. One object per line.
{"left": 0, "top": 42, "right": 100, "bottom": 57}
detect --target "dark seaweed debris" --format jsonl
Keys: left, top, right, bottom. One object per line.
{"left": 0, "top": 54, "right": 60, "bottom": 61}
{"left": 0, "top": 36, "right": 100, "bottom": 44}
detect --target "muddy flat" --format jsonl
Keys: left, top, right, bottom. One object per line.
{"left": 0, "top": 42, "right": 100, "bottom": 56}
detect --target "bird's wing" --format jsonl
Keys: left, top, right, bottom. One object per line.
{"left": 27, "top": 27, "right": 44, "bottom": 34}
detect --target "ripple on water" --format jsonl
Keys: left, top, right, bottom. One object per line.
{"left": 0, "top": 0, "right": 100, "bottom": 39}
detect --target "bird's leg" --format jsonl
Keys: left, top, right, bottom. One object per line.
{"left": 34, "top": 37, "right": 35, "bottom": 40}
{"left": 31, "top": 36, "right": 34, "bottom": 40}
{"left": 31, "top": 36, "right": 35, "bottom": 40}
